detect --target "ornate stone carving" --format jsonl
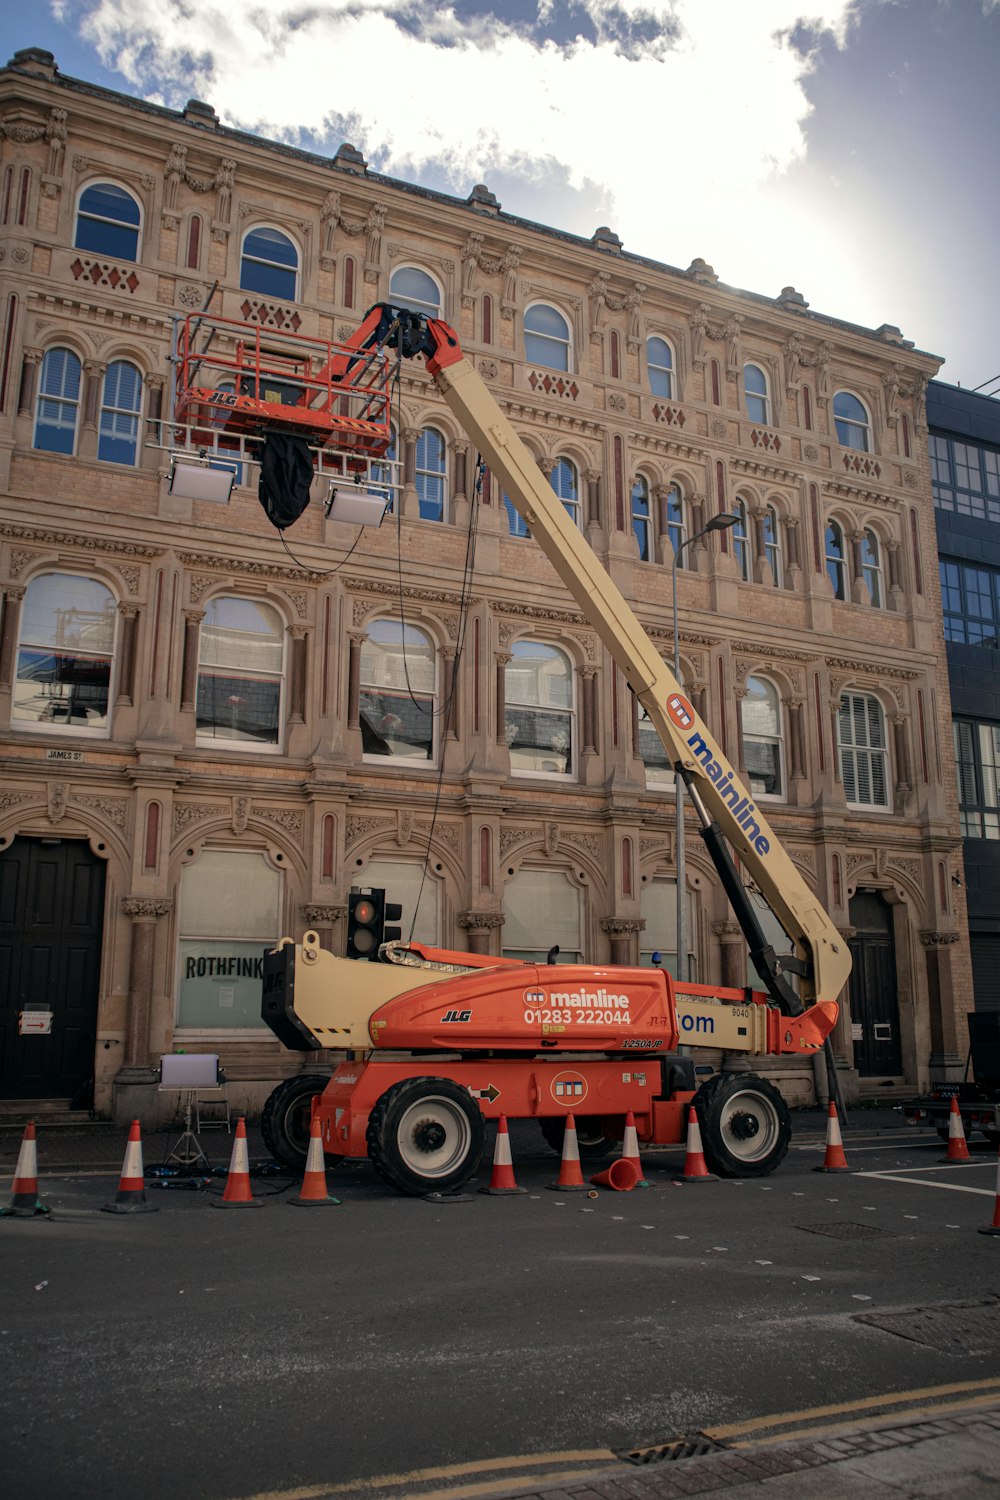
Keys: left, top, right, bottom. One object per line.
{"left": 601, "top": 918, "right": 645, "bottom": 936}
{"left": 76, "top": 796, "right": 128, "bottom": 829}
{"left": 232, "top": 796, "right": 249, "bottom": 835}
{"left": 301, "top": 903, "right": 346, "bottom": 925}
{"left": 458, "top": 910, "right": 505, "bottom": 930}
{"left": 920, "top": 931, "right": 959, "bottom": 947}
{"left": 346, "top": 814, "right": 394, "bottom": 846}
{"left": 122, "top": 897, "right": 174, "bottom": 919}
{"left": 47, "top": 782, "right": 67, "bottom": 824}
{"left": 251, "top": 806, "right": 303, "bottom": 836}
{"left": 499, "top": 826, "right": 535, "bottom": 859}
{"left": 173, "top": 802, "right": 221, "bottom": 834}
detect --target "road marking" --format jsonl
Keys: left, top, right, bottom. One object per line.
{"left": 232, "top": 1448, "right": 617, "bottom": 1500}
{"left": 732, "top": 1392, "right": 1000, "bottom": 1448}
{"left": 706, "top": 1376, "right": 1000, "bottom": 1440}
{"left": 853, "top": 1173, "right": 995, "bottom": 1197}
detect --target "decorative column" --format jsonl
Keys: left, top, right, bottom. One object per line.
{"left": 751, "top": 506, "right": 770, "bottom": 584}
{"left": 143, "top": 375, "right": 165, "bottom": 470}
{"left": 601, "top": 917, "right": 645, "bottom": 967}
{"left": 0, "top": 585, "right": 25, "bottom": 688}
{"left": 787, "top": 698, "right": 806, "bottom": 782}
{"left": 578, "top": 666, "right": 597, "bottom": 756}
{"left": 442, "top": 647, "right": 459, "bottom": 739}
{"left": 401, "top": 426, "right": 419, "bottom": 518}
{"left": 734, "top": 683, "right": 748, "bottom": 777}
{"left": 115, "top": 604, "right": 139, "bottom": 705}
{"left": 886, "top": 541, "right": 904, "bottom": 611}
{"left": 713, "top": 920, "right": 744, "bottom": 989}
{"left": 287, "top": 626, "right": 308, "bottom": 724}
{"left": 458, "top": 910, "right": 505, "bottom": 957}
{"left": 17, "top": 347, "right": 41, "bottom": 417}
{"left": 829, "top": 697, "right": 843, "bottom": 785}
{"left": 891, "top": 713, "right": 912, "bottom": 805}
{"left": 347, "top": 631, "right": 366, "bottom": 729}
{"left": 79, "top": 359, "right": 107, "bottom": 460}
{"left": 921, "top": 931, "right": 964, "bottom": 1076}
{"left": 495, "top": 652, "right": 511, "bottom": 746}
{"left": 451, "top": 440, "right": 469, "bottom": 504}
{"left": 121, "top": 896, "right": 173, "bottom": 1070}
{"left": 300, "top": 903, "right": 346, "bottom": 955}
{"left": 585, "top": 468, "right": 602, "bottom": 530}
{"left": 850, "top": 529, "right": 869, "bottom": 604}
{"left": 179, "top": 610, "right": 204, "bottom": 711}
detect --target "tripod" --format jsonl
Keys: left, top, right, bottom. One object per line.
{"left": 166, "top": 1090, "right": 209, "bottom": 1169}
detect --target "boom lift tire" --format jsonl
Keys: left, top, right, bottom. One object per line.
{"left": 539, "top": 1115, "right": 620, "bottom": 1161}
{"left": 260, "top": 1073, "right": 331, "bottom": 1170}
{"left": 694, "top": 1072, "right": 791, "bottom": 1178}
{"left": 366, "top": 1076, "right": 485, "bottom": 1196}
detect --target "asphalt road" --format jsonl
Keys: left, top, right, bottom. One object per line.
{"left": 4, "top": 1118, "right": 1000, "bottom": 1500}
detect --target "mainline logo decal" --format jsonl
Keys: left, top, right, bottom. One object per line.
{"left": 666, "top": 692, "right": 695, "bottom": 730}
{"left": 684, "top": 730, "right": 771, "bottom": 859}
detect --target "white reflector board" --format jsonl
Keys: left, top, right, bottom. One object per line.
{"left": 159, "top": 1053, "right": 220, "bottom": 1089}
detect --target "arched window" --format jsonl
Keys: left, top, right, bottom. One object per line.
{"left": 505, "top": 639, "right": 574, "bottom": 776}
{"left": 503, "top": 868, "right": 582, "bottom": 963}
{"left": 647, "top": 336, "right": 673, "bottom": 398}
{"left": 744, "top": 362, "right": 770, "bottom": 425}
{"left": 826, "top": 520, "right": 847, "bottom": 600}
{"left": 176, "top": 849, "right": 282, "bottom": 1030}
{"left": 732, "top": 499, "right": 751, "bottom": 581}
{"left": 34, "top": 347, "right": 82, "bottom": 454}
{"left": 196, "top": 597, "right": 284, "bottom": 747}
{"left": 98, "top": 360, "right": 142, "bottom": 465}
{"left": 742, "top": 675, "right": 784, "bottom": 798}
{"left": 360, "top": 619, "right": 436, "bottom": 762}
{"left": 838, "top": 692, "right": 889, "bottom": 808}
{"left": 415, "top": 427, "right": 447, "bottom": 522}
{"left": 240, "top": 226, "right": 298, "bottom": 300}
{"left": 13, "top": 571, "right": 116, "bottom": 734}
{"left": 639, "top": 876, "right": 695, "bottom": 979}
{"left": 524, "top": 303, "right": 570, "bottom": 371}
{"left": 833, "top": 390, "right": 870, "bottom": 452}
{"left": 75, "top": 182, "right": 141, "bottom": 260}
{"left": 763, "top": 505, "right": 782, "bottom": 585}
{"left": 862, "top": 528, "right": 884, "bottom": 607}
{"left": 666, "top": 484, "right": 686, "bottom": 562}
{"left": 389, "top": 265, "right": 441, "bottom": 318}
{"left": 631, "top": 476, "right": 651, "bottom": 561}
{"left": 552, "top": 457, "right": 580, "bottom": 527}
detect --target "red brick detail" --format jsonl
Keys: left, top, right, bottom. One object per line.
{"left": 652, "top": 403, "right": 686, "bottom": 427}
{"left": 70, "top": 258, "right": 140, "bottom": 292}
{"left": 750, "top": 428, "right": 781, "bottom": 452}
{"left": 843, "top": 454, "right": 881, "bottom": 478}
{"left": 528, "top": 370, "right": 578, "bottom": 400}
{"left": 240, "top": 299, "right": 302, "bottom": 331}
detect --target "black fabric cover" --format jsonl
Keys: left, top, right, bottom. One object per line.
{"left": 258, "top": 433, "right": 314, "bottom": 530}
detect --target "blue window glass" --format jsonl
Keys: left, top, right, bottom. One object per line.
{"left": 98, "top": 360, "right": 142, "bottom": 465}
{"left": 525, "top": 304, "right": 570, "bottom": 371}
{"left": 75, "top": 182, "right": 140, "bottom": 260}
{"left": 632, "top": 477, "right": 651, "bottom": 560}
{"left": 551, "top": 457, "right": 579, "bottom": 526}
{"left": 744, "top": 363, "right": 770, "bottom": 425}
{"left": 666, "top": 485, "right": 685, "bottom": 561}
{"left": 833, "top": 391, "right": 870, "bottom": 451}
{"left": 732, "top": 501, "right": 750, "bottom": 580}
{"left": 389, "top": 267, "right": 441, "bottom": 318}
{"left": 34, "top": 348, "right": 82, "bottom": 454}
{"left": 415, "top": 428, "right": 446, "bottom": 522}
{"left": 826, "top": 521, "right": 846, "bottom": 600}
{"left": 240, "top": 227, "right": 298, "bottom": 300}
{"left": 504, "top": 489, "right": 530, "bottom": 539}
{"left": 647, "top": 337, "right": 673, "bottom": 398}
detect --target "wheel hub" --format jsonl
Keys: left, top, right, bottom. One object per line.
{"left": 729, "top": 1110, "right": 761, "bottom": 1142}
{"left": 413, "top": 1118, "right": 447, "bottom": 1154}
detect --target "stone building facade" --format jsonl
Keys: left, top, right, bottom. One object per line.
{"left": 0, "top": 47, "right": 970, "bottom": 1122}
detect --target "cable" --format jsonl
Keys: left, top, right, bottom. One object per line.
{"left": 278, "top": 523, "right": 364, "bottom": 577}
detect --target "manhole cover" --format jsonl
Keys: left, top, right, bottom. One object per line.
{"left": 854, "top": 1297, "right": 1000, "bottom": 1355}
{"left": 619, "top": 1435, "right": 727, "bottom": 1465}
{"left": 799, "top": 1222, "right": 894, "bottom": 1240}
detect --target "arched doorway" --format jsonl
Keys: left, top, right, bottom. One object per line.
{"left": 0, "top": 836, "right": 106, "bottom": 1101}
{"left": 847, "top": 889, "right": 901, "bottom": 1076}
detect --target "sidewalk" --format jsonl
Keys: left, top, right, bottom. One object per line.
{"left": 0, "top": 1115, "right": 268, "bottom": 1173}
{"left": 512, "top": 1402, "right": 1000, "bottom": 1499}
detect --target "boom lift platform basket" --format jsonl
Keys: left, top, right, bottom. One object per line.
{"left": 172, "top": 312, "right": 394, "bottom": 459}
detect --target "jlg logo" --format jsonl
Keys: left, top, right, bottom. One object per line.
{"left": 666, "top": 692, "right": 695, "bottom": 730}
{"left": 441, "top": 1009, "right": 472, "bottom": 1023}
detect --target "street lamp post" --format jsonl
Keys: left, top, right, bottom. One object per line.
{"left": 671, "top": 512, "right": 739, "bottom": 983}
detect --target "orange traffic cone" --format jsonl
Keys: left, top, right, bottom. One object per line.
{"left": 290, "top": 1116, "right": 339, "bottom": 1206}
{"left": 674, "top": 1105, "right": 718, "bottom": 1183}
{"left": 590, "top": 1158, "right": 640, "bottom": 1192}
{"left": 943, "top": 1097, "right": 972, "bottom": 1163}
{"left": 621, "top": 1110, "right": 650, "bottom": 1188}
{"left": 813, "top": 1101, "right": 851, "bottom": 1173}
{"left": 101, "top": 1119, "right": 158, "bottom": 1214}
{"left": 547, "top": 1114, "right": 587, "bottom": 1192}
{"left": 979, "top": 1148, "right": 1000, "bottom": 1237}
{"left": 0, "top": 1121, "right": 50, "bottom": 1218}
{"left": 479, "top": 1115, "right": 526, "bottom": 1195}
{"left": 213, "top": 1118, "right": 263, "bottom": 1209}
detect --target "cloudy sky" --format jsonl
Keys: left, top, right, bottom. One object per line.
{"left": 12, "top": 1, "right": 999, "bottom": 389}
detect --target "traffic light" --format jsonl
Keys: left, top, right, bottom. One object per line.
{"left": 346, "top": 889, "right": 404, "bottom": 961}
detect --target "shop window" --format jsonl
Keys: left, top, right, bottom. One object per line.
{"left": 98, "top": 360, "right": 142, "bottom": 465}
{"left": 75, "top": 181, "right": 141, "bottom": 260}
{"left": 196, "top": 596, "right": 284, "bottom": 747}
{"left": 505, "top": 639, "right": 574, "bottom": 776}
{"left": 647, "top": 336, "right": 674, "bottom": 398}
{"left": 838, "top": 693, "right": 890, "bottom": 809}
{"left": 524, "top": 303, "right": 570, "bottom": 371}
{"left": 389, "top": 265, "right": 441, "bottom": 319}
{"left": 833, "top": 390, "right": 871, "bottom": 452}
{"left": 239, "top": 226, "right": 298, "bottom": 300}
{"left": 176, "top": 850, "right": 281, "bottom": 1029}
{"left": 13, "top": 571, "right": 116, "bottom": 735}
{"left": 34, "top": 347, "right": 81, "bottom": 454}
{"left": 503, "top": 868, "right": 582, "bottom": 962}
{"left": 742, "top": 675, "right": 784, "bottom": 799}
{"left": 360, "top": 619, "right": 436, "bottom": 762}
{"left": 744, "top": 362, "right": 770, "bottom": 425}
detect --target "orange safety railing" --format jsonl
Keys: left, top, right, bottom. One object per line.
{"left": 173, "top": 313, "right": 393, "bottom": 459}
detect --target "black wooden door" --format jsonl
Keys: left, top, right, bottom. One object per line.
{"left": 847, "top": 890, "right": 902, "bottom": 1076}
{"left": 0, "top": 837, "right": 105, "bottom": 1100}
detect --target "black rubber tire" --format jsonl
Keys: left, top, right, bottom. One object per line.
{"left": 982, "top": 1129, "right": 1000, "bottom": 1147}
{"left": 539, "top": 1115, "right": 621, "bottom": 1161}
{"left": 694, "top": 1072, "right": 791, "bottom": 1178}
{"left": 366, "top": 1076, "right": 485, "bottom": 1196}
{"left": 937, "top": 1126, "right": 952, "bottom": 1143}
{"left": 260, "top": 1073, "right": 331, "bottom": 1170}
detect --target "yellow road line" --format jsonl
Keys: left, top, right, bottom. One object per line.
{"left": 233, "top": 1448, "right": 616, "bottom": 1500}
{"left": 732, "top": 1391, "right": 1000, "bottom": 1448}
{"left": 707, "top": 1376, "right": 1000, "bottom": 1440}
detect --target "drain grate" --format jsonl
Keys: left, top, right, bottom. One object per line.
{"left": 619, "top": 1435, "right": 728, "bottom": 1465}
{"left": 799, "top": 1221, "right": 894, "bottom": 1240}
{"left": 854, "top": 1296, "right": 1000, "bottom": 1355}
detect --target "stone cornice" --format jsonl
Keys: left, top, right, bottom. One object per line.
{"left": 0, "top": 521, "right": 163, "bottom": 558}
